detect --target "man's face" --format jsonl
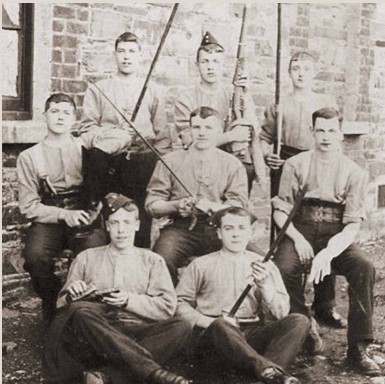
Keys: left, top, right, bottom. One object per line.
{"left": 289, "top": 59, "right": 315, "bottom": 90}
{"left": 190, "top": 115, "right": 222, "bottom": 150}
{"left": 114, "top": 41, "right": 141, "bottom": 75}
{"left": 313, "top": 116, "right": 342, "bottom": 153}
{"left": 106, "top": 208, "right": 140, "bottom": 250}
{"left": 218, "top": 213, "right": 252, "bottom": 254}
{"left": 197, "top": 49, "right": 224, "bottom": 84}
{"left": 45, "top": 102, "right": 76, "bottom": 135}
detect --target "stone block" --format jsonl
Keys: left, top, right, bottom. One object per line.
{"left": 53, "top": 35, "right": 78, "bottom": 49}
{"left": 63, "top": 80, "right": 87, "bottom": 94}
{"left": 51, "top": 78, "right": 63, "bottom": 92}
{"left": 90, "top": 9, "right": 129, "bottom": 40}
{"left": 66, "top": 21, "right": 88, "bottom": 35}
{"left": 52, "top": 50, "right": 62, "bottom": 63}
{"left": 77, "top": 9, "right": 89, "bottom": 22}
{"left": 53, "top": 20, "right": 64, "bottom": 33}
{"left": 53, "top": 5, "right": 76, "bottom": 19}
{"left": 62, "top": 64, "right": 77, "bottom": 79}
{"left": 64, "top": 49, "right": 77, "bottom": 64}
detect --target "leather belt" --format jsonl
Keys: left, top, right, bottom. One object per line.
{"left": 297, "top": 199, "right": 343, "bottom": 223}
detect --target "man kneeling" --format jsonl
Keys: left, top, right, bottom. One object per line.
{"left": 176, "top": 207, "right": 309, "bottom": 384}
{"left": 44, "top": 193, "right": 190, "bottom": 384}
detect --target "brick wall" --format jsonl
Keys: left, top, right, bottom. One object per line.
{"left": 3, "top": 3, "right": 385, "bottom": 273}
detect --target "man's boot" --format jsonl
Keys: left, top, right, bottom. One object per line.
{"left": 304, "top": 317, "right": 324, "bottom": 355}
{"left": 347, "top": 341, "right": 381, "bottom": 376}
{"left": 260, "top": 366, "right": 299, "bottom": 384}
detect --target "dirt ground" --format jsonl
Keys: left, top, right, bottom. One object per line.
{"left": 2, "top": 237, "right": 385, "bottom": 384}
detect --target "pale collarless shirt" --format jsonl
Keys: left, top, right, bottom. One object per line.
{"left": 57, "top": 245, "right": 177, "bottom": 321}
{"left": 176, "top": 250, "right": 289, "bottom": 328}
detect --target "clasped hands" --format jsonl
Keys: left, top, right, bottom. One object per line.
{"left": 67, "top": 280, "right": 129, "bottom": 308}
{"left": 293, "top": 236, "right": 334, "bottom": 284}
{"left": 176, "top": 197, "right": 217, "bottom": 217}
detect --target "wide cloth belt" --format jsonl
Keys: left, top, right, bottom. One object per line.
{"left": 296, "top": 199, "right": 344, "bottom": 223}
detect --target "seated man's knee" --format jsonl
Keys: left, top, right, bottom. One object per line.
{"left": 285, "top": 313, "right": 310, "bottom": 331}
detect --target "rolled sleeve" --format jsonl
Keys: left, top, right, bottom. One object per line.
{"left": 343, "top": 169, "right": 368, "bottom": 224}
{"left": 126, "top": 257, "right": 177, "bottom": 320}
{"left": 272, "top": 161, "right": 298, "bottom": 215}
{"left": 145, "top": 160, "right": 173, "bottom": 214}
{"left": 176, "top": 262, "right": 213, "bottom": 328}
{"left": 224, "top": 163, "right": 248, "bottom": 208}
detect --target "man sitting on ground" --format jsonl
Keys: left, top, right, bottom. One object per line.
{"left": 44, "top": 193, "right": 190, "bottom": 384}
{"left": 176, "top": 206, "right": 309, "bottom": 384}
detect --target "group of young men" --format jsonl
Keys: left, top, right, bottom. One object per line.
{"left": 17, "top": 30, "right": 381, "bottom": 384}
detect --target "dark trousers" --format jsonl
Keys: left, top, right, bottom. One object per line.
{"left": 153, "top": 218, "right": 222, "bottom": 285}
{"left": 83, "top": 148, "right": 157, "bottom": 248}
{"left": 63, "top": 303, "right": 192, "bottom": 383}
{"left": 273, "top": 219, "right": 375, "bottom": 345}
{"left": 22, "top": 222, "right": 108, "bottom": 320}
{"left": 195, "top": 315, "right": 309, "bottom": 379}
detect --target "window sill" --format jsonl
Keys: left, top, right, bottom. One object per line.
{"left": 2, "top": 121, "right": 47, "bottom": 144}
{"left": 342, "top": 122, "right": 370, "bottom": 135}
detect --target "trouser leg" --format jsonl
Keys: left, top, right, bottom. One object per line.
{"left": 153, "top": 226, "right": 201, "bottom": 285}
{"left": 312, "top": 275, "right": 336, "bottom": 313}
{"left": 245, "top": 314, "right": 310, "bottom": 369}
{"left": 69, "top": 305, "right": 161, "bottom": 380}
{"left": 273, "top": 236, "right": 310, "bottom": 316}
{"left": 202, "top": 318, "right": 276, "bottom": 377}
{"left": 331, "top": 244, "right": 375, "bottom": 345}
{"left": 22, "top": 223, "right": 65, "bottom": 321}
{"left": 116, "top": 317, "right": 193, "bottom": 365}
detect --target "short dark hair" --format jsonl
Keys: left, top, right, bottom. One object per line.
{"left": 189, "top": 106, "right": 221, "bottom": 125}
{"left": 44, "top": 93, "right": 76, "bottom": 112}
{"left": 212, "top": 206, "right": 256, "bottom": 228}
{"left": 289, "top": 51, "right": 316, "bottom": 71}
{"left": 312, "top": 108, "right": 343, "bottom": 128}
{"left": 196, "top": 43, "right": 224, "bottom": 62}
{"left": 115, "top": 32, "right": 141, "bottom": 51}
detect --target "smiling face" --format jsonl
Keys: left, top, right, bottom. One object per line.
{"left": 45, "top": 101, "right": 76, "bottom": 136}
{"left": 197, "top": 49, "right": 224, "bottom": 85}
{"left": 190, "top": 114, "right": 222, "bottom": 150}
{"left": 114, "top": 41, "right": 141, "bottom": 76}
{"left": 313, "top": 116, "right": 342, "bottom": 153}
{"left": 217, "top": 213, "right": 252, "bottom": 254}
{"left": 106, "top": 207, "right": 140, "bottom": 250}
{"left": 289, "top": 58, "right": 315, "bottom": 90}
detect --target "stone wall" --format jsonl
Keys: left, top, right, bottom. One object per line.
{"left": 3, "top": 3, "right": 385, "bottom": 273}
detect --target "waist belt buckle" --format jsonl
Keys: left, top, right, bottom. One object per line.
{"left": 314, "top": 206, "right": 323, "bottom": 222}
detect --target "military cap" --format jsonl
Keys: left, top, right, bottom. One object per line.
{"left": 200, "top": 31, "right": 224, "bottom": 50}
{"left": 102, "top": 192, "right": 137, "bottom": 218}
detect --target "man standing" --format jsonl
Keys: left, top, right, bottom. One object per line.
{"left": 146, "top": 106, "right": 248, "bottom": 284}
{"left": 44, "top": 193, "right": 190, "bottom": 384}
{"left": 260, "top": 51, "right": 346, "bottom": 330}
{"left": 79, "top": 32, "right": 171, "bottom": 248}
{"left": 272, "top": 108, "right": 380, "bottom": 376}
{"left": 17, "top": 93, "right": 108, "bottom": 325}
{"left": 176, "top": 206, "right": 309, "bottom": 384}
{"left": 174, "top": 31, "right": 264, "bottom": 192}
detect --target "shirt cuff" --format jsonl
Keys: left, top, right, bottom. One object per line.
{"left": 196, "top": 314, "right": 216, "bottom": 329}
{"left": 272, "top": 196, "right": 293, "bottom": 215}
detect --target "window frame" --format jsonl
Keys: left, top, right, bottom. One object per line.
{"left": 2, "top": 3, "right": 34, "bottom": 120}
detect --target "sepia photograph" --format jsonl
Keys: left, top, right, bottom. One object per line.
{"left": 2, "top": 3, "right": 385, "bottom": 384}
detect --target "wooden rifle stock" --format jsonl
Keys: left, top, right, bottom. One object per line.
{"left": 228, "top": 183, "right": 308, "bottom": 318}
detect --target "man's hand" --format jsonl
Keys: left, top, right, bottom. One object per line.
{"left": 293, "top": 235, "right": 314, "bottom": 268}
{"left": 308, "top": 249, "right": 334, "bottom": 284}
{"left": 264, "top": 153, "right": 285, "bottom": 170}
{"left": 67, "top": 280, "right": 88, "bottom": 297}
{"left": 177, "top": 197, "right": 196, "bottom": 217}
{"left": 221, "top": 311, "right": 239, "bottom": 328}
{"left": 230, "top": 119, "right": 253, "bottom": 143}
{"left": 62, "top": 210, "right": 90, "bottom": 227}
{"left": 102, "top": 290, "right": 129, "bottom": 308}
{"left": 251, "top": 261, "right": 270, "bottom": 286}
{"left": 233, "top": 71, "right": 251, "bottom": 92}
